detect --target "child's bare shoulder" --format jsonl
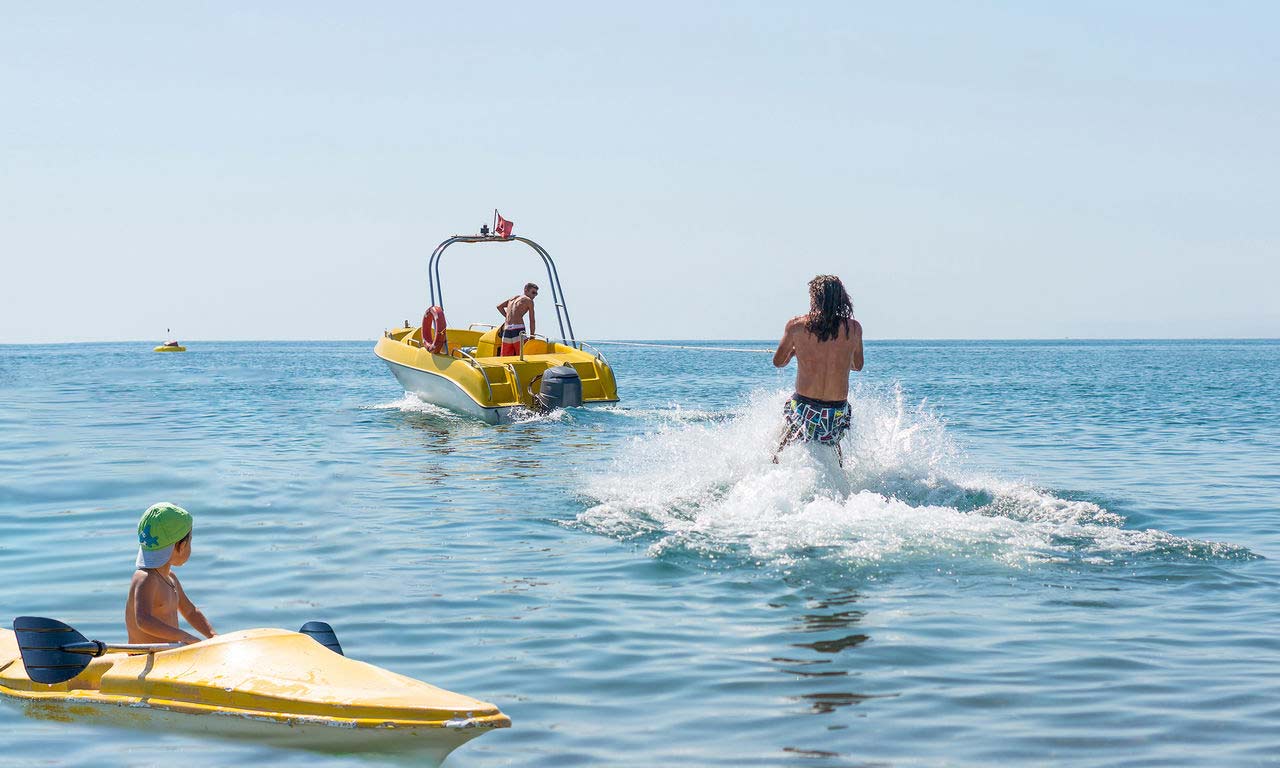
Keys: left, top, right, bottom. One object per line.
{"left": 131, "top": 569, "right": 165, "bottom": 591}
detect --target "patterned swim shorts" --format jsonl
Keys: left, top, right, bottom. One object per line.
{"left": 782, "top": 393, "right": 851, "bottom": 445}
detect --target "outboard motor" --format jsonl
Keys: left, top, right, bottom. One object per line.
{"left": 537, "top": 365, "right": 583, "bottom": 410}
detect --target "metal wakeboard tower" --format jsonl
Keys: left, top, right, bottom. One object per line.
{"left": 427, "top": 230, "right": 578, "bottom": 346}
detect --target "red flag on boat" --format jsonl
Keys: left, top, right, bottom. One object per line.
{"left": 495, "top": 211, "right": 514, "bottom": 239}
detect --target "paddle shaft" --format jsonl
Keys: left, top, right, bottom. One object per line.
{"left": 61, "top": 639, "right": 183, "bottom": 657}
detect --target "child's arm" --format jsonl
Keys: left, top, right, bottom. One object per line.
{"left": 172, "top": 575, "right": 216, "bottom": 639}
{"left": 130, "top": 575, "right": 202, "bottom": 644}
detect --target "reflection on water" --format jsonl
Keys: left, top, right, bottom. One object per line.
{"left": 492, "top": 426, "right": 550, "bottom": 452}
{"left": 771, "top": 659, "right": 848, "bottom": 679}
{"left": 793, "top": 634, "right": 870, "bottom": 654}
{"left": 792, "top": 691, "right": 894, "bottom": 715}
{"left": 770, "top": 588, "right": 898, "bottom": 731}
{"left": 782, "top": 746, "right": 893, "bottom": 768}
{"left": 781, "top": 747, "right": 843, "bottom": 759}
{"left": 369, "top": 397, "right": 568, "bottom": 484}
{"left": 795, "top": 607, "right": 867, "bottom": 633}
{"left": 397, "top": 413, "right": 456, "bottom": 440}
{"left": 787, "top": 592, "right": 871, "bottom": 656}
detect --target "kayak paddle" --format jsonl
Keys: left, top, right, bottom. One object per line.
{"left": 298, "top": 620, "right": 344, "bottom": 656}
{"left": 13, "top": 616, "right": 345, "bottom": 685}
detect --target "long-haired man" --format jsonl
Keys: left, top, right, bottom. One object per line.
{"left": 772, "top": 275, "right": 864, "bottom": 465}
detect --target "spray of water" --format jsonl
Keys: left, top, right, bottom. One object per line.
{"left": 576, "top": 385, "right": 1252, "bottom": 569}
{"left": 367, "top": 393, "right": 467, "bottom": 420}
{"left": 367, "top": 392, "right": 568, "bottom": 425}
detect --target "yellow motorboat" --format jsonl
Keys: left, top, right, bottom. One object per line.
{"left": 153, "top": 341, "right": 186, "bottom": 352}
{"left": 375, "top": 223, "right": 619, "bottom": 423}
{"left": 1, "top": 617, "right": 508, "bottom": 760}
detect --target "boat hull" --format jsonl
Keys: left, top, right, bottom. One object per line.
{"left": 9, "top": 696, "right": 485, "bottom": 760}
{"left": 383, "top": 356, "right": 511, "bottom": 424}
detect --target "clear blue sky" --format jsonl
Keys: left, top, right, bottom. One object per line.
{"left": 2, "top": 2, "right": 1276, "bottom": 342}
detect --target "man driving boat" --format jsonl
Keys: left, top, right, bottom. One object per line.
{"left": 497, "top": 283, "right": 538, "bottom": 356}
{"left": 772, "top": 274, "right": 864, "bottom": 465}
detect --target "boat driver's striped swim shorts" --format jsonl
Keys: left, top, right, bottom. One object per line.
{"left": 782, "top": 393, "right": 851, "bottom": 445}
{"left": 500, "top": 324, "right": 525, "bottom": 356}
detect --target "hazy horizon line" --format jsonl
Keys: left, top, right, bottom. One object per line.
{"left": 3, "top": 336, "right": 1279, "bottom": 347}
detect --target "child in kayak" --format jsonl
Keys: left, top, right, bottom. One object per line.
{"left": 124, "top": 503, "right": 216, "bottom": 645}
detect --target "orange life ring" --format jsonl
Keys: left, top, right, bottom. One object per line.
{"left": 422, "top": 306, "right": 447, "bottom": 353}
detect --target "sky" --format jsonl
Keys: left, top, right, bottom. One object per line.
{"left": 1, "top": 2, "right": 1276, "bottom": 343}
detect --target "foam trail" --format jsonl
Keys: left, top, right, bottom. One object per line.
{"left": 507, "top": 406, "right": 569, "bottom": 424}
{"left": 595, "top": 404, "right": 724, "bottom": 424}
{"left": 366, "top": 393, "right": 465, "bottom": 419}
{"left": 369, "top": 392, "right": 567, "bottom": 425}
{"left": 576, "top": 385, "right": 1253, "bottom": 569}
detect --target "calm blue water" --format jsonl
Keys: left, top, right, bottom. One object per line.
{"left": 1, "top": 340, "right": 1278, "bottom": 767}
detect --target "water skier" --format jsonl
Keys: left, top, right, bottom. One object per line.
{"left": 772, "top": 275, "right": 864, "bottom": 466}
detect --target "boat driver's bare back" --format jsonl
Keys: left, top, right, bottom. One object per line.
{"left": 773, "top": 317, "right": 864, "bottom": 401}
{"left": 503, "top": 295, "right": 533, "bottom": 327}
{"left": 497, "top": 284, "right": 538, "bottom": 337}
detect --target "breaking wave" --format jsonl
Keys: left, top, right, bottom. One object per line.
{"left": 575, "top": 385, "right": 1254, "bottom": 570}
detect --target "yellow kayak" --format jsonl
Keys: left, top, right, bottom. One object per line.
{"left": 153, "top": 343, "right": 186, "bottom": 352}
{"left": 0, "top": 625, "right": 509, "bottom": 758}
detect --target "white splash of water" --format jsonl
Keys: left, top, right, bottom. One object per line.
{"left": 576, "top": 386, "right": 1250, "bottom": 568}
{"left": 366, "top": 393, "right": 467, "bottom": 420}
{"left": 507, "top": 406, "right": 569, "bottom": 424}
{"left": 595, "top": 404, "right": 723, "bottom": 424}
{"left": 368, "top": 393, "right": 569, "bottom": 426}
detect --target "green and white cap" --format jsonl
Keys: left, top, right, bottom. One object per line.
{"left": 136, "top": 503, "right": 193, "bottom": 568}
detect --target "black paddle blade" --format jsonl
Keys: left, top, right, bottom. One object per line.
{"left": 13, "top": 616, "right": 100, "bottom": 685}
{"left": 298, "top": 621, "right": 343, "bottom": 656}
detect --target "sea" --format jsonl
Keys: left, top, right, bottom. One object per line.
{"left": 0, "top": 339, "right": 1277, "bottom": 767}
